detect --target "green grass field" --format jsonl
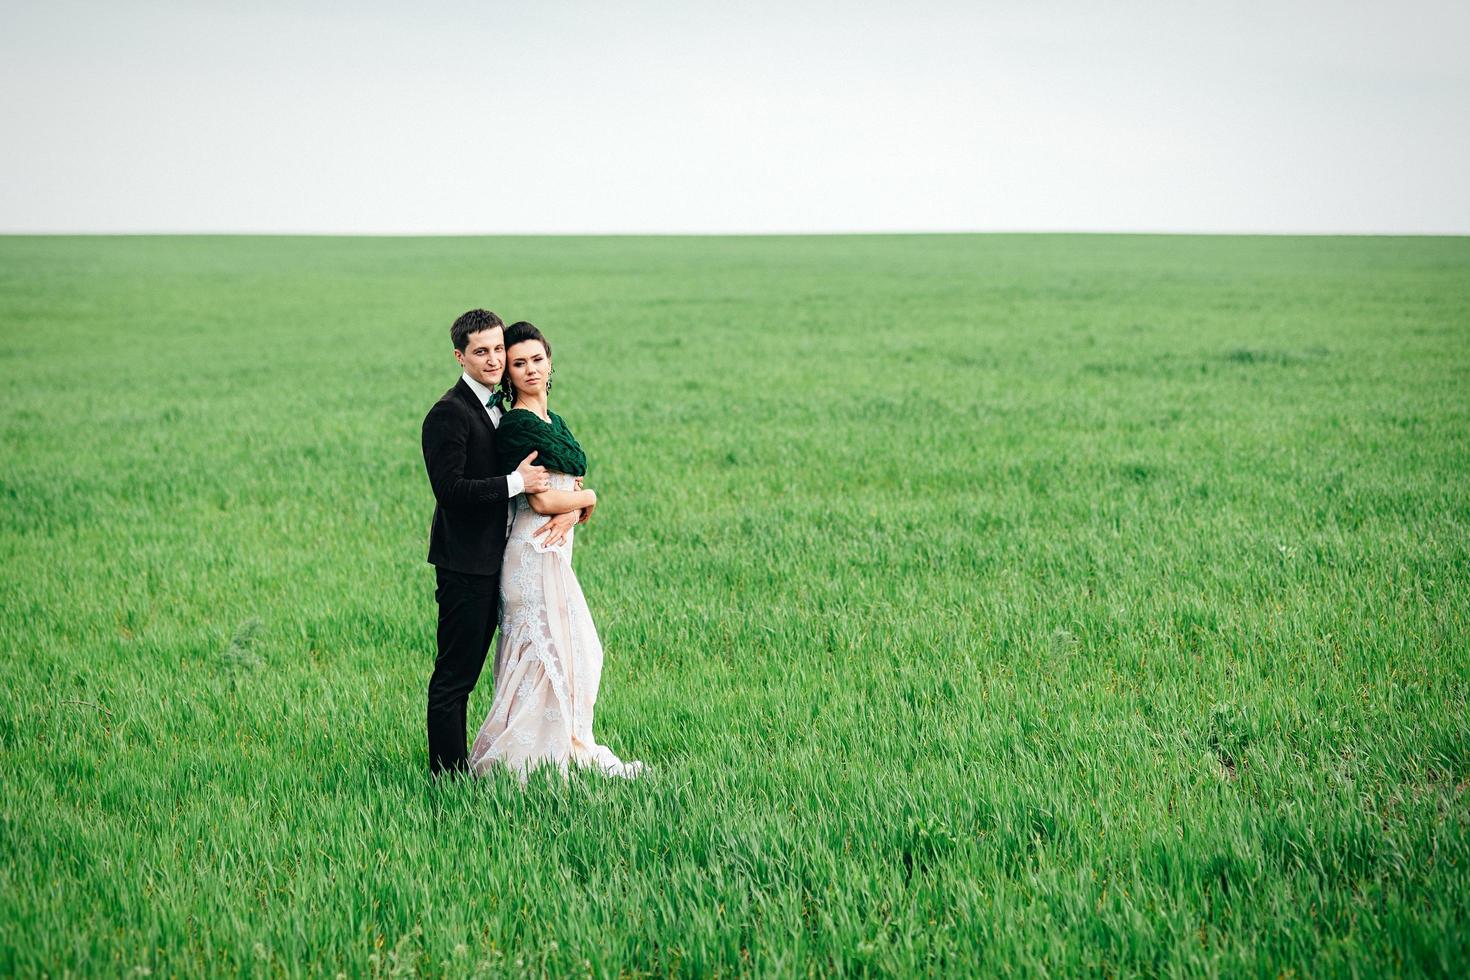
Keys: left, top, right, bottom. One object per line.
{"left": 2, "top": 234, "right": 1468, "bottom": 976}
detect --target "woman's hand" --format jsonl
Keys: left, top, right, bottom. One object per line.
{"left": 532, "top": 509, "right": 579, "bottom": 549}
{"left": 578, "top": 489, "right": 597, "bottom": 524}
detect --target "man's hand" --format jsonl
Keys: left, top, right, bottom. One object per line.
{"left": 517, "top": 452, "right": 551, "bottom": 494}
{"left": 578, "top": 490, "right": 596, "bottom": 524}
{"left": 574, "top": 477, "right": 584, "bottom": 490}
{"left": 533, "top": 509, "right": 578, "bottom": 549}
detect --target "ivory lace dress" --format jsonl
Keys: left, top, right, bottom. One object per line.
{"left": 467, "top": 410, "right": 646, "bottom": 784}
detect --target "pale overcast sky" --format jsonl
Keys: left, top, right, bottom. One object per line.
{"left": 1, "top": 0, "right": 1466, "bottom": 234}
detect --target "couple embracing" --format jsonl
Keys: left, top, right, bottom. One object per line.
{"left": 421, "top": 309, "right": 647, "bottom": 784}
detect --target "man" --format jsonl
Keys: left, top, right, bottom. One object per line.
{"left": 420, "top": 308, "right": 580, "bottom": 776}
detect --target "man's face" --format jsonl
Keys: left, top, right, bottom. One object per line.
{"left": 454, "top": 327, "right": 505, "bottom": 388}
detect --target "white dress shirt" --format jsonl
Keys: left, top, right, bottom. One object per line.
{"left": 461, "top": 372, "right": 525, "bottom": 498}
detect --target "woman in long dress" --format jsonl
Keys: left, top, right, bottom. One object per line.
{"left": 468, "top": 321, "right": 647, "bottom": 783}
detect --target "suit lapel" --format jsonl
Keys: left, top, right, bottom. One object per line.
{"left": 454, "top": 378, "right": 497, "bottom": 442}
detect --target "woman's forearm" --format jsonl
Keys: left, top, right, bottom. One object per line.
{"left": 527, "top": 488, "right": 595, "bottom": 515}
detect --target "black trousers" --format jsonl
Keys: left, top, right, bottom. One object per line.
{"left": 428, "top": 566, "right": 500, "bottom": 775}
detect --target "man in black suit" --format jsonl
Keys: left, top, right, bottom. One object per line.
{"left": 420, "top": 308, "right": 578, "bottom": 776}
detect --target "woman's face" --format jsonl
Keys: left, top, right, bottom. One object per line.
{"left": 506, "top": 339, "right": 550, "bottom": 399}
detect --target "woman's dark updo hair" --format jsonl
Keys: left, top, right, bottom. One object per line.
{"left": 500, "top": 321, "right": 552, "bottom": 403}
{"left": 503, "top": 321, "right": 550, "bottom": 358}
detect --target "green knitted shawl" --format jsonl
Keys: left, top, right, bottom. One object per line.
{"left": 497, "top": 408, "right": 588, "bottom": 477}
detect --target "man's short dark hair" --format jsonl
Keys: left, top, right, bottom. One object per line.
{"left": 451, "top": 309, "right": 505, "bottom": 352}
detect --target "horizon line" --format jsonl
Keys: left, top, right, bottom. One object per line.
{"left": 1, "top": 228, "right": 1468, "bottom": 239}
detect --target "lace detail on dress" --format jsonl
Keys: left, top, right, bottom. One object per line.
{"left": 467, "top": 472, "right": 648, "bottom": 785}
{"left": 505, "top": 522, "right": 574, "bottom": 733}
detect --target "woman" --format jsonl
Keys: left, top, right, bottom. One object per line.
{"left": 468, "top": 321, "right": 648, "bottom": 782}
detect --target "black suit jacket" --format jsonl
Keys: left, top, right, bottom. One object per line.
{"left": 422, "top": 379, "right": 513, "bottom": 575}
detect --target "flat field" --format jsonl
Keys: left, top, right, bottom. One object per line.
{"left": 2, "top": 234, "right": 1468, "bottom": 976}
